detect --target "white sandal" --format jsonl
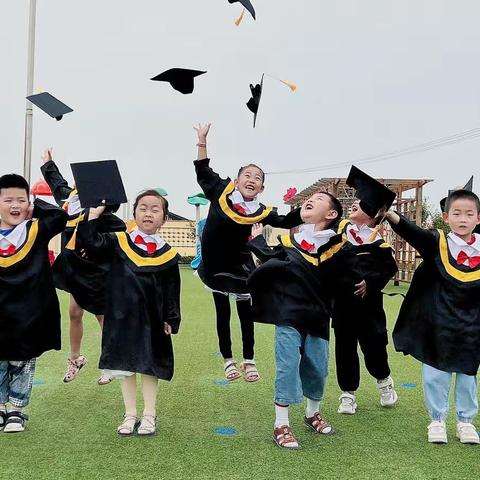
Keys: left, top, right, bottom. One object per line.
{"left": 224, "top": 361, "right": 242, "bottom": 381}
{"left": 117, "top": 414, "right": 139, "bottom": 436}
{"left": 137, "top": 415, "right": 157, "bottom": 436}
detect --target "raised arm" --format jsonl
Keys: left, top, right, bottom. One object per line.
{"left": 40, "top": 148, "right": 74, "bottom": 206}
{"left": 263, "top": 206, "right": 303, "bottom": 229}
{"left": 76, "top": 205, "right": 115, "bottom": 259}
{"left": 385, "top": 211, "right": 436, "bottom": 259}
{"left": 33, "top": 198, "right": 68, "bottom": 240}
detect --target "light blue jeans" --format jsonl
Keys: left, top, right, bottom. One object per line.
{"left": 274, "top": 325, "right": 329, "bottom": 405}
{"left": 422, "top": 363, "right": 478, "bottom": 423}
{"left": 0, "top": 359, "right": 37, "bottom": 408}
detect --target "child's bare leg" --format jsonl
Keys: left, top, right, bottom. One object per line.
{"left": 69, "top": 295, "right": 84, "bottom": 359}
{"left": 138, "top": 375, "right": 158, "bottom": 435}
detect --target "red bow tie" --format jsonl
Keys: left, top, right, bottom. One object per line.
{"left": 232, "top": 203, "right": 248, "bottom": 215}
{"left": 300, "top": 239, "right": 315, "bottom": 252}
{"left": 349, "top": 228, "right": 364, "bottom": 245}
{"left": 134, "top": 235, "right": 157, "bottom": 254}
{"left": 0, "top": 244, "right": 16, "bottom": 256}
{"left": 457, "top": 250, "right": 480, "bottom": 269}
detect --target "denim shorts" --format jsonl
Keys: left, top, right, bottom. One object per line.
{"left": 0, "top": 359, "right": 37, "bottom": 408}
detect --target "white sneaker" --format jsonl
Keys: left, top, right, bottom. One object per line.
{"left": 337, "top": 393, "right": 357, "bottom": 414}
{"left": 428, "top": 420, "right": 447, "bottom": 444}
{"left": 377, "top": 377, "right": 398, "bottom": 407}
{"left": 456, "top": 422, "right": 480, "bottom": 444}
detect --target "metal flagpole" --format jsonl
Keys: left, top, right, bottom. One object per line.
{"left": 23, "top": 0, "right": 37, "bottom": 183}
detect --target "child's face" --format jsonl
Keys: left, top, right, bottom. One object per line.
{"left": 234, "top": 166, "right": 264, "bottom": 201}
{"left": 0, "top": 188, "right": 30, "bottom": 228}
{"left": 134, "top": 195, "right": 166, "bottom": 235}
{"left": 300, "top": 193, "right": 338, "bottom": 226}
{"left": 443, "top": 198, "right": 480, "bottom": 237}
{"left": 349, "top": 201, "right": 374, "bottom": 227}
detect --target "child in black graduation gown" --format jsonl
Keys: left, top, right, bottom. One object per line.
{"left": 385, "top": 190, "right": 480, "bottom": 445}
{"left": 333, "top": 200, "right": 398, "bottom": 415}
{"left": 78, "top": 190, "right": 180, "bottom": 436}
{"left": 40, "top": 148, "right": 126, "bottom": 385}
{"left": 245, "top": 192, "right": 343, "bottom": 449}
{"left": 0, "top": 174, "right": 68, "bottom": 432}
{"left": 193, "top": 123, "right": 303, "bottom": 382}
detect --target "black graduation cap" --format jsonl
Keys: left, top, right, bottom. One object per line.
{"left": 441, "top": 176, "right": 474, "bottom": 212}
{"left": 26, "top": 92, "right": 73, "bottom": 121}
{"left": 151, "top": 68, "right": 206, "bottom": 94}
{"left": 228, "top": 0, "right": 256, "bottom": 20}
{"left": 346, "top": 166, "right": 396, "bottom": 218}
{"left": 71, "top": 160, "right": 127, "bottom": 209}
{"left": 246, "top": 74, "right": 264, "bottom": 128}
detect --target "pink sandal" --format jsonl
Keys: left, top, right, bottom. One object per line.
{"left": 63, "top": 355, "right": 87, "bottom": 383}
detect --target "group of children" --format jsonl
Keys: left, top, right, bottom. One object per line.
{"left": 1, "top": 125, "right": 479, "bottom": 448}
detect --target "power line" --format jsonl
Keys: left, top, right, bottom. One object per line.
{"left": 265, "top": 127, "right": 480, "bottom": 175}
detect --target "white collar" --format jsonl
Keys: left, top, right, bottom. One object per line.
{"left": 294, "top": 224, "right": 336, "bottom": 250}
{"left": 228, "top": 189, "right": 261, "bottom": 215}
{"left": 346, "top": 222, "right": 381, "bottom": 244}
{"left": 62, "top": 191, "right": 82, "bottom": 216}
{"left": 0, "top": 220, "right": 28, "bottom": 248}
{"left": 447, "top": 232, "right": 480, "bottom": 256}
{"left": 129, "top": 228, "right": 165, "bottom": 250}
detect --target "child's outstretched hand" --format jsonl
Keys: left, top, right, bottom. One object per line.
{"left": 251, "top": 223, "right": 264, "bottom": 238}
{"left": 193, "top": 123, "right": 211, "bottom": 142}
{"left": 164, "top": 322, "right": 172, "bottom": 335}
{"left": 354, "top": 279, "right": 367, "bottom": 298}
{"left": 41, "top": 147, "right": 53, "bottom": 164}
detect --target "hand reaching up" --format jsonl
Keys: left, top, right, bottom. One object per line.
{"left": 193, "top": 123, "right": 211, "bottom": 143}
{"left": 41, "top": 147, "right": 53, "bottom": 164}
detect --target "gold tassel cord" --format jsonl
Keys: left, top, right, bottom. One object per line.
{"left": 366, "top": 215, "right": 387, "bottom": 243}
{"left": 234, "top": 8, "right": 245, "bottom": 26}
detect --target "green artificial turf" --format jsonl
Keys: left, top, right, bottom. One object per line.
{"left": 1, "top": 268, "right": 478, "bottom": 479}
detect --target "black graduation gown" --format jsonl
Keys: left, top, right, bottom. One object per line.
{"left": 389, "top": 214, "right": 480, "bottom": 375}
{"left": 245, "top": 233, "right": 346, "bottom": 339}
{"left": 78, "top": 220, "right": 181, "bottom": 380}
{"left": 194, "top": 159, "right": 303, "bottom": 293}
{"left": 0, "top": 199, "right": 68, "bottom": 360}
{"left": 41, "top": 160, "right": 126, "bottom": 315}
{"left": 331, "top": 220, "right": 398, "bottom": 339}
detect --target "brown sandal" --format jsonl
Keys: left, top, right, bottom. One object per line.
{"left": 273, "top": 425, "right": 300, "bottom": 449}
{"left": 304, "top": 412, "right": 335, "bottom": 435}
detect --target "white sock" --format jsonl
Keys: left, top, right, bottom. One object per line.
{"left": 274, "top": 404, "right": 289, "bottom": 428}
{"left": 305, "top": 398, "right": 320, "bottom": 418}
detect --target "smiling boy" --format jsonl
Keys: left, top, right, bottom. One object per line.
{"left": 0, "top": 174, "right": 67, "bottom": 433}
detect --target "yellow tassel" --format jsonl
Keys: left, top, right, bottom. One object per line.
{"left": 65, "top": 228, "right": 78, "bottom": 250}
{"left": 366, "top": 215, "right": 386, "bottom": 243}
{"left": 280, "top": 80, "right": 297, "bottom": 91}
{"left": 235, "top": 8, "right": 245, "bottom": 26}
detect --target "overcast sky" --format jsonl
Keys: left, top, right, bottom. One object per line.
{"left": 2, "top": 0, "right": 480, "bottom": 218}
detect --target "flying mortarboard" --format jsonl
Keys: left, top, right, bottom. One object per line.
{"left": 346, "top": 166, "right": 396, "bottom": 218}
{"left": 70, "top": 160, "right": 127, "bottom": 209}
{"left": 151, "top": 68, "right": 207, "bottom": 94}
{"left": 26, "top": 92, "right": 73, "bottom": 121}
{"left": 441, "top": 176, "right": 474, "bottom": 212}
{"left": 246, "top": 74, "right": 296, "bottom": 128}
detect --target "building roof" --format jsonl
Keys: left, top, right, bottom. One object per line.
{"left": 285, "top": 177, "right": 433, "bottom": 206}
{"left": 168, "top": 212, "right": 192, "bottom": 221}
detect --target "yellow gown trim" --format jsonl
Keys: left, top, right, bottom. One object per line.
{"left": 0, "top": 221, "right": 39, "bottom": 268}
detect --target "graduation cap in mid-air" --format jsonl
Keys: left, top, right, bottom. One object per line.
{"left": 151, "top": 68, "right": 207, "bottom": 94}
{"left": 440, "top": 176, "right": 474, "bottom": 212}
{"left": 346, "top": 166, "right": 396, "bottom": 218}
{"left": 27, "top": 92, "right": 73, "bottom": 121}
{"left": 71, "top": 160, "right": 127, "bottom": 209}
{"left": 229, "top": 0, "right": 256, "bottom": 25}
{"left": 246, "top": 74, "right": 296, "bottom": 128}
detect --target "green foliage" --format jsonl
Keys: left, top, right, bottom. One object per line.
{"left": 422, "top": 197, "right": 449, "bottom": 232}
